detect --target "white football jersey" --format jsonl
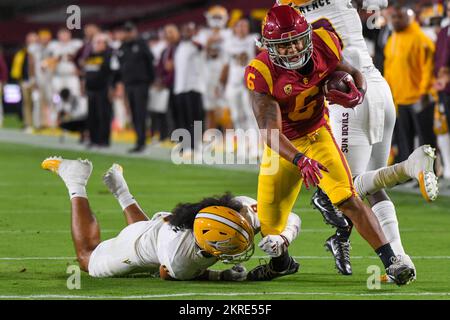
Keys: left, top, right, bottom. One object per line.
{"left": 281, "top": 0, "right": 379, "bottom": 70}
{"left": 223, "top": 34, "right": 257, "bottom": 87}
{"left": 136, "top": 196, "right": 260, "bottom": 280}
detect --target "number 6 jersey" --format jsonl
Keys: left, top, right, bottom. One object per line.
{"left": 244, "top": 28, "right": 342, "bottom": 140}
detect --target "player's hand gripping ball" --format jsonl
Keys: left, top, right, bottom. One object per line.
{"left": 323, "top": 71, "right": 364, "bottom": 108}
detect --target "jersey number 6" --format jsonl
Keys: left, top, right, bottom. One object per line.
{"left": 288, "top": 86, "right": 320, "bottom": 121}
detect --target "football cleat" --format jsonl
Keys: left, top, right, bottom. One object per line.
{"left": 311, "top": 189, "right": 349, "bottom": 229}
{"left": 102, "top": 164, "right": 129, "bottom": 197}
{"left": 386, "top": 256, "right": 416, "bottom": 286}
{"left": 405, "top": 145, "right": 439, "bottom": 202}
{"left": 247, "top": 257, "right": 299, "bottom": 281}
{"left": 324, "top": 234, "right": 352, "bottom": 275}
{"left": 41, "top": 156, "right": 92, "bottom": 187}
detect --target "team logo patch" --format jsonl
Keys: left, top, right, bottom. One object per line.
{"left": 284, "top": 84, "right": 293, "bottom": 95}
{"left": 303, "top": 78, "right": 309, "bottom": 85}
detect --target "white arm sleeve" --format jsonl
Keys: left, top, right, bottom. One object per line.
{"left": 362, "top": 0, "right": 388, "bottom": 9}
{"left": 280, "top": 213, "right": 301, "bottom": 244}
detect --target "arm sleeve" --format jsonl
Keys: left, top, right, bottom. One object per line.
{"left": 280, "top": 213, "right": 301, "bottom": 244}
{"left": 418, "top": 38, "right": 435, "bottom": 96}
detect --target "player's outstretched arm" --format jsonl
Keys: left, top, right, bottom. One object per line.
{"left": 159, "top": 264, "right": 247, "bottom": 281}
{"left": 103, "top": 164, "right": 149, "bottom": 224}
{"left": 250, "top": 91, "right": 328, "bottom": 189}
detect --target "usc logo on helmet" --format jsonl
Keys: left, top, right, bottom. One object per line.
{"left": 193, "top": 206, "right": 254, "bottom": 263}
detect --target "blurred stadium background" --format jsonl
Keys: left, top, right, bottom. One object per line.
{"left": 1, "top": 0, "right": 450, "bottom": 300}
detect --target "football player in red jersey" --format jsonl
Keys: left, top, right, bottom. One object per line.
{"left": 244, "top": 5, "right": 414, "bottom": 285}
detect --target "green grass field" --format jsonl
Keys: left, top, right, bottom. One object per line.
{"left": 0, "top": 141, "right": 450, "bottom": 300}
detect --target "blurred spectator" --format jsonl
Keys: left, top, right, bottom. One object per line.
{"left": 384, "top": 5, "right": 435, "bottom": 162}
{"left": 56, "top": 88, "right": 87, "bottom": 143}
{"left": 147, "top": 29, "right": 170, "bottom": 144}
{"left": 33, "top": 29, "right": 54, "bottom": 129}
{"left": 48, "top": 28, "right": 83, "bottom": 106}
{"left": 84, "top": 33, "right": 114, "bottom": 147}
{"left": 11, "top": 32, "right": 39, "bottom": 133}
{"left": 109, "top": 27, "right": 128, "bottom": 132}
{"left": 156, "top": 24, "right": 180, "bottom": 138}
{"left": 174, "top": 22, "right": 205, "bottom": 151}
{"left": 435, "top": 1, "right": 450, "bottom": 134}
{"left": 75, "top": 23, "right": 101, "bottom": 71}
{"left": 196, "top": 6, "right": 230, "bottom": 132}
{"left": 221, "top": 18, "right": 259, "bottom": 159}
{"left": 117, "top": 22, "right": 155, "bottom": 153}
{"left": 0, "top": 46, "right": 8, "bottom": 128}
{"left": 373, "top": 9, "right": 393, "bottom": 75}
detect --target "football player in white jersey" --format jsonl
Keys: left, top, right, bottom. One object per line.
{"left": 276, "top": 0, "right": 438, "bottom": 279}
{"left": 41, "top": 157, "right": 301, "bottom": 281}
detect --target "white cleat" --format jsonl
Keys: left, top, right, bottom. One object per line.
{"left": 102, "top": 164, "right": 129, "bottom": 197}
{"left": 41, "top": 156, "right": 93, "bottom": 187}
{"left": 405, "top": 145, "right": 439, "bottom": 202}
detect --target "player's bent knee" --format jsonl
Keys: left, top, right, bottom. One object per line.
{"left": 338, "top": 196, "right": 364, "bottom": 218}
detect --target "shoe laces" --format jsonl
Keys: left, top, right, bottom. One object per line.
{"left": 336, "top": 239, "right": 351, "bottom": 261}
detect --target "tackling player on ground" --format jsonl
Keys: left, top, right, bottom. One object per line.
{"left": 244, "top": 5, "right": 414, "bottom": 285}
{"left": 41, "top": 156, "right": 301, "bottom": 280}
{"left": 276, "top": 0, "right": 438, "bottom": 279}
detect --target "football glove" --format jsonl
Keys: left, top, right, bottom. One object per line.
{"left": 326, "top": 78, "right": 364, "bottom": 109}
{"left": 221, "top": 264, "right": 248, "bottom": 281}
{"left": 294, "top": 153, "right": 328, "bottom": 189}
{"left": 258, "top": 235, "right": 289, "bottom": 257}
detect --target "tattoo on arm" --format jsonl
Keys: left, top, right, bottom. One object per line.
{"left": 250, "top": 91, "right": 281, "bottom": 130}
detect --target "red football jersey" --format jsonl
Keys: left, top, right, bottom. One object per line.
{"left": 245, "top": 28, "right": 342, "bottom": 140}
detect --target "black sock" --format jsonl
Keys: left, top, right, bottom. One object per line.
{"left": 336, "top": 218, "right": 353, "bottom": 241}
{"left": 375, "top": 243, "right": 396, "bottom": 269}
{"left": 271, "top": 251, "right": 291, "bottom": 272}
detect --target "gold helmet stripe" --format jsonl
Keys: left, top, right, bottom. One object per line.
{"left": 195, "top": 213, "right": 251, "bottom": 241}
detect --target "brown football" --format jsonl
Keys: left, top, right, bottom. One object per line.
{"left": 323, "top": 71, "right": 354, "bottom": 95}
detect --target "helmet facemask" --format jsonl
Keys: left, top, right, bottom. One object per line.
{"left": 193, "top": 207, "right": 255, "bottom": 264}
{"left": 263, "top": 25, "right": 313, "bottom": 70}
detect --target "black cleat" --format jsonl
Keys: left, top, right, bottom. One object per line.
{"left": 386, "top": 257, "right": 416, "bottom": 286}
{"left": 325, "top": 234, "right": 352, "bottom": 275}
{"left": 247, "top": 257, "right": 299, "bottom": 281}
{"left": 311, "top": 189, "right": 349, "bottom": 229}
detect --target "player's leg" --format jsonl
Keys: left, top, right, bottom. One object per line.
{"left": 247, "top": 143, "right": 302, "bottom": 280}
{"left": 41, "top": 157, "right": 99, "bottom": 271}
{"left": 354, "top": 145, "right": 439, "bottom": 202}
{"left": 103, "top": 164, "right": 149, "bottom": 225}
{"left": 313, "top": 125, "right": 415, "bottom": 285}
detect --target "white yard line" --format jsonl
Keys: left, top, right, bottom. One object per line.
{"left": 1, "top": 256, "right": 450, "bottom": 261}
{"left": 0, "top": 292, "right": 450, "bottom": 299}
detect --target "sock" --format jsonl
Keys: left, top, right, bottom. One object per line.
{"left": 66, "top": 183, "right": 87, "bottom": 200}
{"left": 117, "top": 191, "right": 137, "bottom": 211}
{"left": 271, "top": 250, "right": 290, "bottom": 272}
{"left": 372, "top": 200, "right": 405, "bottom": 256}
{"left": 336, "top": 218, "right": 353, "bottom": 241}
{"left": 354, "top": 162, "right": 411, "bottom": 197}
{"left": 375, "top": 243, "right": 397, "bottom": 269}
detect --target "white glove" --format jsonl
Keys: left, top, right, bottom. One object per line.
{"left": 220, "top": 264, "right": 247, "bottom": 281}
{"left": 258, "top": 235, "right": 289, "bottom": 257}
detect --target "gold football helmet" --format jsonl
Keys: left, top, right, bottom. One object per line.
{"left": 193, "top": 206, "right": 254, "bottom": 264}
{"left": 277, "top": 0, "right": 312, "bottom": 7}
{"left": 205, "top": 5, "right": 229, "bottom": 29}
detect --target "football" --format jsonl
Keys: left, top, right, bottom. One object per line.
{"left": 323, "top": 71, "right": 354, "bottom": 95}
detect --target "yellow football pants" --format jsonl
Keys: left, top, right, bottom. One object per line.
{"left": 257, "top": 124, "right": 356, "bottom": 236}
